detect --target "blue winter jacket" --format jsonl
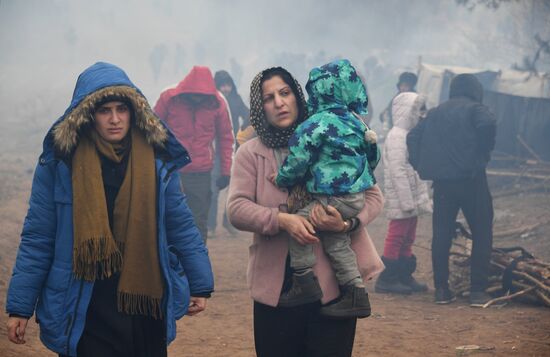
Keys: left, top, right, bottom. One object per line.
{"left": 5, "top": 62, "right": 214, "bottom": 356}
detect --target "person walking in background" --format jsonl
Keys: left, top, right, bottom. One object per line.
{"left": 214, "top": 69, "right": 256, "bottom": 149}
{"left": 207, "top": 70, "right": 250, "bottom": 237}
{"left": 407, "top": 73, "right": 497, "bottom": 306}
{"left": 214, "top": 70, "right": 250, "bottom": 138}
{"left": 375, "top": 92, "right": 431, "bottom": 295}
{"left": 227, "top": 66, "right": 384, "bottom": 357}
{"left": 154, "top": 66, "right": 234, "bottom": 242}
{"left": 379, "top": 72, "right": 418, "bottom": 136}
{"left": 6, "top": 62, "right": 214, "bottom": 357}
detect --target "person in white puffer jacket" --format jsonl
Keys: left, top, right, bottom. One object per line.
{"left": 375, "top": 92, "right": 432, "bottom": 295}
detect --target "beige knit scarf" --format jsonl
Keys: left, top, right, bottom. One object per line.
{"left": 72, "top": 127, "right": 163, "bottom": 318}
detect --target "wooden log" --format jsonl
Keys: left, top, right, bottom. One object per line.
{"left": 486, "top": 169, "right": 550, "bottom": 180}
{"left": 512, "top": 271, "right": 550, "bottom": 294}
{"left": 482, "top": 287, "right": 536, "bottom": 308}
{"left": 517, "top": 134, "right": 547, "bottom": 164}
{"left": 491, "top": 253, "right": 550, "bottom": 280}
{"left": 534, "top": 290, "right": 550, "bottom": 307}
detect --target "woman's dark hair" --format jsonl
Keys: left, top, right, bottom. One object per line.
{"left": 260, "top": 67, "right": 307, "bottom": 122}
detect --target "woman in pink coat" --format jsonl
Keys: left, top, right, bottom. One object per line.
{"left": 227, "top": 67, "right": 384, "bottom": 357}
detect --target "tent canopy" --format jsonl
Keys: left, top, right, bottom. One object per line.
{"left": 416, "top": 63, "right": 550, "bottom": 161}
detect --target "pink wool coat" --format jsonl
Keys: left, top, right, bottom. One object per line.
{"left": 227, "top": 138, "right": 385, "bottom": 307}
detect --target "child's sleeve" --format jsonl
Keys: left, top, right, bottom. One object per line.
{"left": 275, "top": 121, "right": 322, "bottom": 188}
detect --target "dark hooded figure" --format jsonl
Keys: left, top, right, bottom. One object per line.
{"left": 206, "top": 70, "right": 251, "bottom": 237}
{"left": 407, "top": 73, "right": 497, "bottom": 307}
{"left": 214, "top": 70, "right": 250, "bottom": 136}
{"left": 6, "top": 62, "right": 214, "bottom": 357}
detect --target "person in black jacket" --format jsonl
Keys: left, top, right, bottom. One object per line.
{"left": 206, "top": 70, "right": 250, "bottom": 237}
{"left": 215, "top": 70, "right": 250, "bottom": 137}
{"left": 407, "top": 74, "right": 497, "bottom": 307}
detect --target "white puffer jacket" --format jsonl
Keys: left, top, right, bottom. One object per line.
{"left": 383, "top": 92, "right": 432, "bottom": 219}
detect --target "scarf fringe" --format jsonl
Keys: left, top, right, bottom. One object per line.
{"left": 73, "top": 237, "right": 123, "bottom": 281}
{"left": 118, "top": 291, "right": 163, "bottom": 320}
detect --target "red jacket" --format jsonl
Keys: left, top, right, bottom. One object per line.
{"left": 154, "top": 66, "right": 234, "bottom": 175}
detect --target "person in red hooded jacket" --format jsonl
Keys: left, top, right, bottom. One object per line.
{"left": 154, "top": 66, "right": 234, "bottom": 242}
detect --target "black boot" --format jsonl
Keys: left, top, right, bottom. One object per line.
{"left": 320, "top": 285, "right": 371, "bottom": 319}
{"left": 399, "top": 255, "right": 428, "bottom": 293}
{"left": 278, "top": 271, "right": 323, "bottom": 307}
{"left": 375, "top": 257, "right": 412, "bottom": 294}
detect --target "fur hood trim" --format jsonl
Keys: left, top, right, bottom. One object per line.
{"left": 52, "top": 85, "right": 168, "bottom": 154}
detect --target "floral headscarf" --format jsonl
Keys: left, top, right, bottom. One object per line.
{"left": 249, "top": 67, "right": 308, "bottom": 148}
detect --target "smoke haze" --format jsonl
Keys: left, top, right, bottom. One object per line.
{"left": 1, "top": 0, "right": 549, "bottom": 151}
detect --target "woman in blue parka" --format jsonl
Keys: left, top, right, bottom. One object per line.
{"left": 6, "top": 62, "right": 214, "bottom": 357}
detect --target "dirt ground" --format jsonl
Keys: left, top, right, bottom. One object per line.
{"left": 0, "top": 139, "right": 549, "bottom": 356}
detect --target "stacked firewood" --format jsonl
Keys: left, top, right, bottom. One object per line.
{"left": 449, "top": 223, "right": 550, "bottom": 308}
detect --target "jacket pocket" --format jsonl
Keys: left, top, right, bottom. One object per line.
{"left": 36, "top": 262, "right": 72, "bottom": 334}
{"left": 247, "top": 243, "right": 259, "bottom": 290}
{"left": 168, "top": 248, "right": 190, "bottom": 320}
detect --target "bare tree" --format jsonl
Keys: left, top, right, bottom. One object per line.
{"left": 455, "top": 0, "right": 516, "bottom": 11}
{"left": 513, "top": 34, "right": 550, "bottom": 73}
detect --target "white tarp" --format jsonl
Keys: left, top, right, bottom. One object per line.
{"left": 493, "top": 70, "right": 550, "bottom": 99}
{"left": 417, "top": 63, "right": 550, "bottom": 108}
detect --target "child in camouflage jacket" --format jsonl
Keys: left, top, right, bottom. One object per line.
{"left": 274, "top": 59, "right": 379, "bottom": 318}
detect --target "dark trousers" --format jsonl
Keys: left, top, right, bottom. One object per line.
{"left": 207, "top": 153, "right": 232, "bottom": 232}
{"left": 59, "top": 274, "right": 166, "bottom": 357}
{"left": 59, "top": 328, "right": 167, "bottom": 357}
{"left": 432, "top": 171, "right": 494, "bottom": 292}
{"left": 208, "top": 153, "right": 221, "bottom": 230}
{"left": 254, "top": 301, "right": 357, "bottom": 357}
{"left": 181, "top": 171, "right": 212, "bottom": 242}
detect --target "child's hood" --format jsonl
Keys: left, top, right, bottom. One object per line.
{"left": 305, "top": 59, "right": 368, "bottom": 117}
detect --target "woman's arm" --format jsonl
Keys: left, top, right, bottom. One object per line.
{"left": 310, "top": 185, "right": 384, "bottom": 231}
{"left": 356, "top": 184, "right": 384, "bottom": 226}
{"left": 7, "top": 161, "right": 57, "bottom": 319}
{"left": 227, "top": 145, "right": 281, "bottom": 236}
{"left": 227, "top": 144, "right": 318, "bottom": 243}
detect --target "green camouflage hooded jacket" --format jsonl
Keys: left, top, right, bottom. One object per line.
{"left": 275, "top": 59, "right": 380, "bottom": 195}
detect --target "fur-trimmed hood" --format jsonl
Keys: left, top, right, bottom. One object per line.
{"left": 41, "top": 62, "right": 190, "bottom": 169}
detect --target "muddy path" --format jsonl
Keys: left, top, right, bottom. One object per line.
{"left": 0, "top": 156, "right": 549, "bottom": 356}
